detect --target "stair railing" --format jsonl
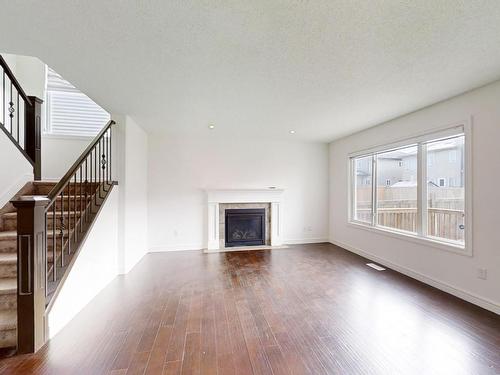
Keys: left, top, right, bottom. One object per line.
{"left": 11, "top": 119, "right": 116, "bottom": 354}
{"left": 0, "top": 54, "right": 43, "bottom": 179}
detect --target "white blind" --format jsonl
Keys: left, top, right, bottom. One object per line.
{"left": 46, "top": 68, "right": 110, "bottom": 137}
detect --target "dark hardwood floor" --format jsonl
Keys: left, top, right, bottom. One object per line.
{"left": 0, "top": 243, "right": 499, "bottom": 374}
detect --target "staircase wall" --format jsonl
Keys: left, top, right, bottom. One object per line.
{"left": 46, "top": 187, "right": 119, "bottom": 338}
{"left": 113, "top": 115, "right": 148, "bottom": 274}
{"left": 42, "top": 137, "right": 89, "bottom": 180}
{"left": 0, "top": 133, "right": 33, "bottom": 208}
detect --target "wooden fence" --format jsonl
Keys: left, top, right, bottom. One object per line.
{"left": 356, "top": 207, "right": 465, "bottom": 242}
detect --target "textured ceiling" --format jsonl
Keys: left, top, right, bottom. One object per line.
{"left": 1, "top": 1, "right": 500, "bottom": 142}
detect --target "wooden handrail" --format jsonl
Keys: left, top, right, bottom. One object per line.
{"left": 47, "top": 119, "right": 115, "bottom": 203}
{"left": 0, "top": 54, "right": 33, "bottom": 106}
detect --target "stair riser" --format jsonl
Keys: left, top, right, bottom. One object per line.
{"left": 35, "top": 184, "right": 100, "bottom": 195}
{"left": 0, "top": 293, "right": 16, "bottom": 310}
{"left": 1, "top": 218, "right": 16, "bottom": 231}
{"left": 0, "top": 235, "right": 70, "bottom": 252}
{"left": 3, "top": 212, "right": 85, "bottom": 231}
{"left": 0, "top": 328, "right": 16, "bottom": 349}
{"left": 0, "top": 264, "right": 16, "bottom": 279}
{"left": 0, "top": 240, "right": 16, "bottom": 254}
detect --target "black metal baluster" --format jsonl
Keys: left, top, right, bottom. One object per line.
{"left": 2, "top": 71, "right": 5, "bottom": 126}
{"left": 102, "top": 137, "right": 107, "bottom": 190}
{"left": 94, "top": 147, "right": 98, "bottom": 206}
{"left": 44, "top": 212, "right": 48, "bottom": 298}
{"left": 89, "top": 152, "right": 92, "bottom": 219}
{"left": 73, "top": 175, "right": 77, "bottom": 245}
{"left": 98, "top": 139, "right": 101, "bottom": 197}
{"left": 60, "top": 190, "right": 64, "bottom": 270}
{"left": 106, "top": 130, "right": 109, "bottom": 184}
{"left": 78, "top": 164, "right": 83, "bottom": 233}
{"left": 52, "top": 204, "right": 56, "bottom": 282}
{"left": 67, "top": 185, "right": 71, "bottom": 256}
{"left": 84, "top": 158, "right": 88, "bottom": 223}
{"left": 110, "top": 127, "right": 112, "bottom": 181}
{"left": 9, "top": 81, "right": 13, "bottom": 133}
{"left": 16, "top": 92, "right": 19, "bottom": 142}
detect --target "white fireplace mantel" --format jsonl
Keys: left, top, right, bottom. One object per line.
{"left": 206, "top": 189, "right": 284, "bottom": 250}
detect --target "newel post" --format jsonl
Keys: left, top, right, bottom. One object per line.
{"left": 25, "top": 96, "right": 43, "bottom": 181}
{"left": 11, "top": 196, "right": 49, "bottom": 354}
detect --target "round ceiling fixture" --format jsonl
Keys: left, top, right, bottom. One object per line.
{"left": 208, "top": 124, "right": 215, "bottom": 129}
{"left": 289, "top": 130, "right": 296, "bottom": 134}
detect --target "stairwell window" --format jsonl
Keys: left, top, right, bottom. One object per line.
{"left": 45, "top": 67, "right": 110, "bottom": 138}
{"left": 349, "top": 125, "right": 471, "bottom": 254}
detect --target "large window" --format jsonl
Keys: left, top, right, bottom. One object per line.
{"left": 350, "top": 126, "right": 469, "bottom": 252}
{"left": 426, "top": 136, "right": 465, "bottom": 243}
{"left": 45, "top": 68, "right": 110, "bottom": 137}
{"left": 376, "top": 145, "right": 418, "bottom": 233}
{"left": 353, "top": 156, "right": 373, "bottom": 223}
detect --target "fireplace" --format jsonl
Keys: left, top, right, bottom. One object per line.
{"left": 206, "top": 189, "right": 284, "bottom": 251}
{"left": 225, "top": 208, "right": 266, "bottom": 247}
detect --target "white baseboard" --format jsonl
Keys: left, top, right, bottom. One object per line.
{"left": 149, "top": 238, "right": 330, "bottom": 253}
{"left": 0, "top": 173, "right": 32, "bottom": 208}
{"left": 149, "top": 243, "right": 204, "bottom": 252}
{"left": 329, "top": 239, "right": 500, "bottom": 315}
{"left": 285, "top": 238, "right": 329, "bottom": 245}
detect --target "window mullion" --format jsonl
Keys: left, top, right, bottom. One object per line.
{"left": 417, "top": 143, "right": 428, "bottom": 237}
{"left": 350, "top": 158, "right": 355, "bottom": 221}
{"left": 372, "top": 155, "right": 377, "bottom": 227}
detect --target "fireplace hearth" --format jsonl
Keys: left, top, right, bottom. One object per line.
{"left": 225, "top": 208, "right": 266, "bottom": 247}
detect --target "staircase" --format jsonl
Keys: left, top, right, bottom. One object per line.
{"left": 0, "top": 178, "right": 113, "bottom": 353}
{"left": 0, "top": 54, "right": 117, "bottom": 355}
{"left": 0, "top": 182, "right": 59, "bottom": 349}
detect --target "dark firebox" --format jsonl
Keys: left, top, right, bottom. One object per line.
{"left": 225, "top": 208, "right": 265, "bottom": 247}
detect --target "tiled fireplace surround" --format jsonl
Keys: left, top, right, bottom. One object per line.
{"left": 206, "top": 189, "right": 284, "bottom": 251}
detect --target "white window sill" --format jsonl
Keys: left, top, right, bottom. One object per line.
{"left": 347, "top": 220, "right": 471, "bottom": 257}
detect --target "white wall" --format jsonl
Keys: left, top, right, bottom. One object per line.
{"left": 148, "top": 136, "right": 329, "bottom": 251}
{"left": 47, "top": 186, "right": 119, "bottom": 338}
{"left": 45, "top": 113, "right": 149, "bottom": 337}
{"left": 0, "top": 134, "right": 33, "bottom": 208}
{"left": 114, "top": 115, "right": 149, "bottom": 273}
{"left": 329, "top": 80, "right": 500, "bottom": 314}
{"left": 41, "top": 136, "right": 89, "bottom": 180}
{"left": 10, "top": 54, "right": 45, "bottom": 99}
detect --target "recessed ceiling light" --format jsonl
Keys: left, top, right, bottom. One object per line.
{"left": 289, "top": 130, "right": 296, "bottom": 134}
{"left": 208, "top": 124, "right": 215, "bottom": 129}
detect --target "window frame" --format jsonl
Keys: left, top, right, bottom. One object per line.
{"left": 348, "top": 122, "right": 472, "bottom": 256}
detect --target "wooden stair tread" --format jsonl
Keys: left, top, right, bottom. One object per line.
{"left": 32, "top": 181, "right": 57, "bottom": 186}
{"left": 0, "top": 232, "right": 16, "bottom": 241}
{"left": 0, "top": 253, "right": 16, "bottom": 264}
{"left": 0, "top": 310, "right": 16, "bottom": 331}
{"left": 0, "top": 279, "right": 16, "bottom": 294}
{"left": 54, "top": 195, "right": 91, "bottom": 199}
